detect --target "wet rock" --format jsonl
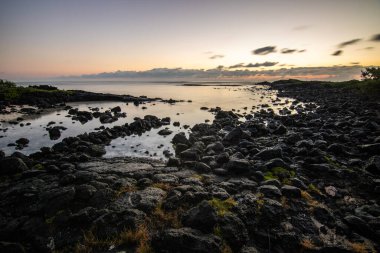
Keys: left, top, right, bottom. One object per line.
{"left": 194, "top": 162, "right": 211, "bottom": 173}
{"left": 48, "top": 127, "right": 61, "bottom": 140}
{"left": 158, "top": 129, "right": 173, "bottom": 136}
{"left": 152, "top": 228, "right": 222, "bottom": 253}
{"left": 0, "top": 157, "right": 28, "bottom": 176}
{"left": 359, "top": 143, "right": 380, "bottom": 155}
{"left": 344, "top": 215, "right": 374, "bottom": 239}
{"left": 216, "top": 152, "right": 229, "bottom": 164}
{"left": 87, "top": 145, "right": 106, "bottom": 157}
{"left": 180, "top": 149, "right": 200, "bottom": 161}
{"left": 182, "top": 200, "right": 218, "bottom": 233}
{"left": 110, "top": 106, "right": 121, "bottom": 113}
{"left": 218, "top": 213, "right": 249, "bottom": 251}
{"left": 264, "top": 158, "right": 289, "bottom": 169}
{"left": 172, "top": 132, "right": 190, "bottom": 146}
{"left": 273, "top": 124, "right": 287, "bottom": 134}
{"left": 258, "top": 185, "right": 282, "bottom": 198}
{"left": 255, "top": 146, "right": 283, "bottom": 160}
{"left": 167, "top": 157, "right": 181, "bottom": 167}
{"left": 223, "top": 127, "right": 244, "bottom": 144}
{"left": 365, "top": 156, "right": 380, "bottom": 175}
{"left": 281, "top": 185, "right": 301, "bottom": 198}
{"left": 15, "top": 138, "right": 29, "bottom": 146}
{"left": 225, "top": 157, "right": 251, "bottom": 174}
{"left": 206, "top": 142, "right": 224, "bottom": 153}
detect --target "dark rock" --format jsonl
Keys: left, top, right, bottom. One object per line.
{"left": 87, "top": 145, "right": 106, "bottom": 157}
{"left": 182, "top": 200, "right": 218, "bottom": 233}
{"left": 344, "top": 215, "right": 374, "bottom": 239}
{"left": 281, "top": 185, "right": 301, "bottom": 198}
{"left": 48, "top": 127, "right": 61, "bottom": 140}
{"left": 258, "top": 185, "right": 282, "bottom": 198}
{"left": 216, "top": 152, "right": 229, "bottom": 164}
{"left": 359, "top": 143, "right": 380, "bottom": 155}
{"left": 194, "top": 162, "right": 211, "bottom": 173}
{"left": 264, "top": 158, "right": 289, "bottom": 169}
{"left": 0, "top": 157, "right": 28, "bottom": 176}
{"left": 225, "top": 157, "right": 251, "bottom": 174}
{"left": 172, "top": 132, "right": 190, "bottom": 145}
{"left": 152, "top": 228, "right": 222, "bottom": 253}
{"left": 15, "top": 138, "right": 29, "bottom": 146}
{"left": 365, "top": 156, "right": 380, "bottom": 175}
{"left": 223, "top": 127, "right": 243, "bottom": 143}
{"left": 218, "top": 214, "right": 249, "bottom": 251}
{"left": 158, "top": 129, "right": 173, "bottom": 136}
{"left": 110, "top": 106, "right": 121, "bottom": 113}
{"left": 167, "top": 157, "right": 181, "bottom": 167}
{"left": 180, "top": 149, "right": 200, "bottom": 161}
{"left": 0, "top": 241, "right": 26, "bottom": 253}
{"left": 255, "top": 146, "right": 283, "bottom": 160}
{"left": 273, "top": 124, "right": 287, "bottom": 134}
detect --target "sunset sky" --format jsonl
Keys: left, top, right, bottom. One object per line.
{"left": 0, "top": 0, "right": 379, "bottom": 80}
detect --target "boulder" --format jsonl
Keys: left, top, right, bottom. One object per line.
{"left": 218, "top": 214, "right": 249, "bottom": 251}
{"left": 281, "top": 185, "right": 301, "bottom": 198}
{"left": 225, "top": 157, "right": 251, "bottom": 174}
{"left": 258, "top": 185, "right": 282, "bottom": 198}
{"left": 0, "top": 157, "right": 29, "bottom": 176}
{"left": 182, "top": 200, "right": 218, "bottom": 233}
{"left": 255, "top": 146, "right": 283, "bottom": 160}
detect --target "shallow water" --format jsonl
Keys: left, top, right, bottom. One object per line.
{"left": 0, "top": 81, "right": 293, "bottom": 159}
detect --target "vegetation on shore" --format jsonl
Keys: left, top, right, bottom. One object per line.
{"left": 0, "top": 79, "right": 70, "bottom": 101}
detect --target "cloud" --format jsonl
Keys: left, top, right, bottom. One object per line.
{"left": 245, "top": 62, "right": 278, "bottom": 68}
{"left": 229, "top": 63, "right": 245, "bottom": 69}
{"left": 298, "top": 49, "right": 306, "bottom": 53}
{"left": 69, "top": 65, "right": 364, "bottom": 81}
{"left": 209, "top": 54, "right": 224, "bottom": 59}
{"left": 370, "top": 33, "right": 380, "bottom": 41}
{"left": 281, "top": 48, "right": 297, "bottom": 54}
{"left": 338, "top": 38, "right": 362, "bottom": 48}
{"left": 332, "top": 50, "right": 343, "bottom": 56}
{"left": 350, "top": 62, "right": 360, "bottom": 65}
{"left": 252, "top": 46, "right": 276, "bottom": 55}
{"left": 229, "top": 62, "right": 278, "bottom": 69}
{"left": 364, "top": 46, "right": 374, "bottom": 50}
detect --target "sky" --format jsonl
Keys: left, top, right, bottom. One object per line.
{"left": 0, "top": 0, "right": 379, "bottom": 81}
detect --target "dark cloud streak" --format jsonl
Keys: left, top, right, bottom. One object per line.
{"left": 252, "top": 46, "right": 276, "bottom": 55}
{"left": 229, "top": 62, "right": 278, "bottom": 69}
{"left": 370, "top": 34, "right": 380, "bottom": 41}
{"left": 338, "top": 38, "right": 362, "bottom": 48}
{"left": 332, "top": 50, "right": 343, "bottom": 56}
{"left": 209, "top": 54, "right": 224, "bottom": 59}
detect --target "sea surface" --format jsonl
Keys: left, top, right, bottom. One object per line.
{"left": 0, "top": 80, "right": 293, "bottom": 160}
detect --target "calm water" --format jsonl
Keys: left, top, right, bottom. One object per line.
{"left": 0, "top": 81, "right": 292, "bottom": 159}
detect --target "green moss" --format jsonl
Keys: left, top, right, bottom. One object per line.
{"left": 264, "top": 167, "right": 295, "bottom": 183}
{"left": 208, "top": 197, "right": 237, "bottom": 216}
{"left": 32, "top": 164, "right": 44, "bottom": 170}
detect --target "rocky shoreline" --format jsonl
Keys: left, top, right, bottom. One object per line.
{"left": 0, "top": 81, "right": 379, "bottom": 253}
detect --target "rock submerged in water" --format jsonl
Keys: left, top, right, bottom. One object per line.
{"left": 158, "top": 129, "right": 173, "bottom": 136}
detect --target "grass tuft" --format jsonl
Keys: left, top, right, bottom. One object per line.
{"left": 208, "top": 197, "right": 237, "bottom": 216}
